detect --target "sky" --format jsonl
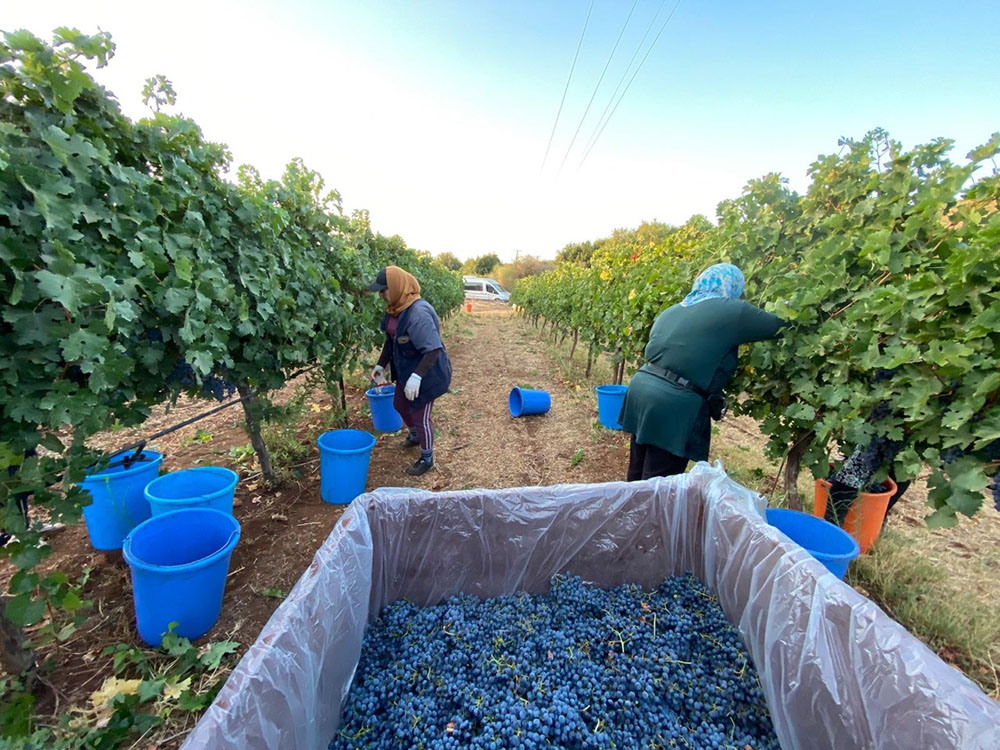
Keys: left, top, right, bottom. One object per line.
{"left": 5, "top": 1, "right": 1000, "bottom": 261}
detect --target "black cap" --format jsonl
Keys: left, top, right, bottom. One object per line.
{"left": 366, "top": 268, "right": 388, "bottom": 292}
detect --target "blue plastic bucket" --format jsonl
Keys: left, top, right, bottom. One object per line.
{"left": 509, "top": 387, "right": 551, "bottom": 418}
{"left": 366, "top": 385, "right": 404, "bottom": 432}
{"left": 317, "top": 429, "right": 376, "bottom": 505}
{"left": 144, "top": 467, "right": 238, "bottom": 517}
{"left": 595, "top": 385, "right": 628, "bottom": 430}
{"left": 123, "top": 508, "right": 240, "bottom": 645}
{"left": 765, "top": 508, "right": 860, "bottom": 579}
{"left": 80, "top": 450, "right": 164, "bottom": 550}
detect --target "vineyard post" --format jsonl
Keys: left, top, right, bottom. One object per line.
{"left": 586, "top": 341, "right": 595, "bottom": 379}
{"left": 783, "top": 429, "right": 815, "bottom": 511}
{"left": 338, "top": 374, "right": 349, "bottom": 428}
{"left": 0, "top": 596, "right": 34, "bottom": 678}
{"left": 237, "top": 384, "right": 275, "bottom": 480}
{"left": 570, "top": 329, "right": 579, "bottom": 361}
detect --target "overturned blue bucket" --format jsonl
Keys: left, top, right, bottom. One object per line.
{"left": 595, "top": 385, "right": 628, "bottom": 430}
{"left": 144, "top": 466, "right": 238, "bottom": 517}
{"left": 123, "top": 508, "right": 240, "bottom": 645}
{"left": 80, "top": 450, "right": 164, "bottom": 550}
{"left": 509, "top": 387, "right": 551, "bottom": 418}
{"left": 366, "top": 385, "right": 404, "bottom": 432}
{"left": 765, "top": 508, "right": 860, "bottom": 579}
{"left": 317, "top": 429, "right": 376, "bottom": 505}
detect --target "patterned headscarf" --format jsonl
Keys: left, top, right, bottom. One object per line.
{"left": 680, "top": 263, "right": 746, "bottom": 307}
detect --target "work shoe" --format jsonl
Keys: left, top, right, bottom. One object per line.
{"left": 401, "top": 434, "right": 421, "bottom": 448}
{"left": 405, "top": 457, "right": 434, "bottom": 476}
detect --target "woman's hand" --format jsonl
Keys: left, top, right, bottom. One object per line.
{"left": 371, "top": 365, "right": 387, "bottom": 386}
{"left": 404, "top": 373, "right": 422, "bottom": 400}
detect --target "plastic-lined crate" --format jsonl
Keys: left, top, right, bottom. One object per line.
{"left": 182, "top": 464, "right": 1000, "bottom": 750}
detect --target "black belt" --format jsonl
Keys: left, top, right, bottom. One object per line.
{"left": 641, "top": 362, "right": 710, "bottom": 399}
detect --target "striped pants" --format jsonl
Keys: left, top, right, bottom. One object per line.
{"left": 393, "top": 387, "right": 434, "bottom": 453}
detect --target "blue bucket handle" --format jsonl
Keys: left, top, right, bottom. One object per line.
{"left": 125, "top": 527, "right": 239, "bottom": 568}
{"left": 100, "top": 443, "right": 154, "bottom": 472}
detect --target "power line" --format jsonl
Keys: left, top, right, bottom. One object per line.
{"left": 579, "top": 0, "right": 669, "bottom": 161}
{"left": 557, "top": 0, "right": 641, "bottom": 173}
{"left": 541, "top": 0, "right": 596, "bottom": 172}
{"left": 578, "top": 0, "right": 683, "bottom": 170}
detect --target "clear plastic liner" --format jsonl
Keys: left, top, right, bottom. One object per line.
{"left": 181, "top": 463, "right": 1000, "bottom": 750}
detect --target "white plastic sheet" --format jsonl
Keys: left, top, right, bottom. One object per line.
{"left": 181, "top": 463, "right": 1000, "bottom": 750}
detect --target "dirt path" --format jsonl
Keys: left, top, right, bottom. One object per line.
{"left": 369, "top": 304, "right": 629, "bottom": 491}
{"left": 15, "top": 301, "right": 1000, "bottom": 745}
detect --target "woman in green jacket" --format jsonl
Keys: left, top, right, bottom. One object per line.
{"left": 619, "top": 263, "right": 783, "bottom": 480}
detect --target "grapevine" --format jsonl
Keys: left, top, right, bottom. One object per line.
{"left": 514, "top": 132, "right": 1000, "bottom": 526}
{"left": 0, "top": 28, "right": 461, "bottom": 667}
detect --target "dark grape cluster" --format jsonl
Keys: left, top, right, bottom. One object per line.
{"left": 165, "top": 359, "right": 235, "bottom": 400}
{"left": 65, "top": 364, "right": 89, "bottom": 386}
{"left": 166, "top": 360, "right": 196, "bottom": 388}
{"left": 990, "top": 472, "right": 1000, "bottom": 514}
{"left": 870, "top": 367, "right": 899, "bottom": 384}
{"left": 941, "top": 445, "right": 965, "bottom": 465}
{"left": 982, "top": 439, "right": 1000, "bottom": 463}
{"left": 330, "top": 575, "right": 779, "bottom": 750}
{"left": 200, "top": 375, "right": 237, "bottom": 401}
{"left": 868, "top": 402, "right": 892, "bottom": 422}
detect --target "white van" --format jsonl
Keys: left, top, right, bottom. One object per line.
{"left": 462, "top": 276, "right": 510, "bottom": 302}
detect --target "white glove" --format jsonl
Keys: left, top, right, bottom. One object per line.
{"left": 371, "top": 365, "right": 387, "bottom": 386}
{"left": 404, "top": 373, "right": 422, "bottom": 400}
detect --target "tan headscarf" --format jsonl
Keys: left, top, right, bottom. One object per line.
{"left": 384, "top": 266, "right": 421, "bottom": 316}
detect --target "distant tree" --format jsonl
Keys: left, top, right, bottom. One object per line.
{"left": 474, "top": 253, "right": 502, "bottom": 276}
{"left": 495, "top": 256, "right": 555, "bottom": 291}
{"left": 556, "top": 241, "right": 599, "bottom": 266}
{"left": 436, "top": 252, "right": 462, "bottom": 271}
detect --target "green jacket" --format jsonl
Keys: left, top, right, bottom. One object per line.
{"left": 619, "top": 298, "right": 783, "bottom": 461}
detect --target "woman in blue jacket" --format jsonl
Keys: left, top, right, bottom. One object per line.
{"left": 368, "top": 266, "right": 453, "bottom": 476}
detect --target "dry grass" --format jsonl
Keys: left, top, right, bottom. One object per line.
{"left": 847, "top": 531, "right": 1000, "bottom": 698}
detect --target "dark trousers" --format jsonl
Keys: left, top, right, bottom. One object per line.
{"left": 2, "top": 451, "right": 33, "bottom": 547}
{"left": 0, "top": 494, "right": 29, "bottom": 547}
{"left": 393, "top": 387, "right": 434, "bottom": 453}
{"left": 627, "top": 434, "right": 688, "bottom": 481}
